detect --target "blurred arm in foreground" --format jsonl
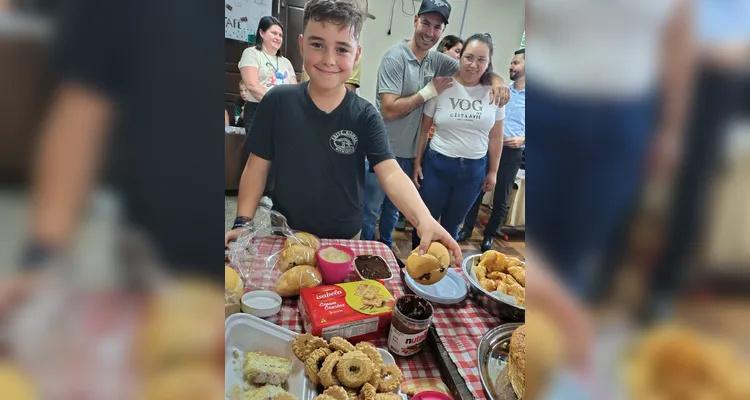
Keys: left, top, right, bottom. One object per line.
{"left": 649, "top": 0, "right": 695, "bottom": 179}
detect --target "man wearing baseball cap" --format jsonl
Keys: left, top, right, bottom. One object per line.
{"left": 361, "top": 0, "right": 510, "bottom": 249}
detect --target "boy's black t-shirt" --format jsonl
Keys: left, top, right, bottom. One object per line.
{"left": 247, "top": 82, "right": 394, "bottom": 239}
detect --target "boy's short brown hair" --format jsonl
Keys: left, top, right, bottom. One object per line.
{"left": 303, "top": 0, "right": 365, "bottom": 40}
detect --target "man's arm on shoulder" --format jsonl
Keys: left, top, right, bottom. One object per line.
{"left": 377, "top": 56, "right": 424, "bottom": 121}
{"left": 434, "top": 51, "right": 460, "bottom": 77}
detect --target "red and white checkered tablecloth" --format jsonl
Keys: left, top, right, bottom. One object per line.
{"left": 430, "top": 277, "right": 502, "bottom": 399}
{"left": 239, "top": 237, "right": 499, "bottom": 399}
{"left": 239, "top": 237, "right": 442, "bottom": 386}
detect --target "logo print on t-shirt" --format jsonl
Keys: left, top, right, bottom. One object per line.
{"left": 449, "top": 97, "right": 483, "bottom": 121}
{"left": 329, "top": 130, "right": 358, "bottom": 155}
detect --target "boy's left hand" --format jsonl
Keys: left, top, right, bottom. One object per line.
{"left": 489, "top": 83, "right": 510, "bottom": 107}
{"left": 416, "top": 218, "right": 463, "bottom": 267}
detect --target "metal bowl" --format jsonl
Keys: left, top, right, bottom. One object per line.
{"left": 477, "top": 323, "right": 523, "bottom": 400}
{"left": 461, "top": 254, "right": 525, "bottom": 321}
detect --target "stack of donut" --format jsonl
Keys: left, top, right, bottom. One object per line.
{"left": 292, "top": 334, "right": 403, "bottom": 400}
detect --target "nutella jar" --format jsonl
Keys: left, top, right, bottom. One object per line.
{"left": 387, "top": 295, "right": 434, "bottom": 356}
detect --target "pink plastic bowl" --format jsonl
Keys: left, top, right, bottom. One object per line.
{"left": 316, "top": 244, "right": 355, "bottom": 284}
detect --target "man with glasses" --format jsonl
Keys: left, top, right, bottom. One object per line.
{"left": 361, "top": 0, "right": 510, "bottom": 248}
{"left": 459, "top": 49, "right": 525, "bottom": 251}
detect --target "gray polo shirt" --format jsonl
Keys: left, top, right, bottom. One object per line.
{"left": 375, "top": 40, "right": 459, "bottom": 159}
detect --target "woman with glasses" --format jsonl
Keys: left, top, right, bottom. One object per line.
{"left": 412, "top": 33, "right": 506, "bottom": 247}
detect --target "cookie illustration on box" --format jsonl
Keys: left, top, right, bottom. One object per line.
{"left": 355, "top": 283, "right": 369, "bottom": 297}
{"left": 362, "top": 295, "right": 384, "bottom": 308}
{"left": 364, "top": 285, "right": 380, "bottom": 299}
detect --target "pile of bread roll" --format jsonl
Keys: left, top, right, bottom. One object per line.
{"left": 276, "top": 232, "right": 323, "bottom": 297}
{"left": 475, "top": 250, "right": 526, "bottom": 306}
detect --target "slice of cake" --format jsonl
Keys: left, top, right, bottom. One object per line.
{"left": 243, "top": 352, "right": 292, "bottom": 386}
{"left": 243, "top": 384, "right": 297, "bottom": 400}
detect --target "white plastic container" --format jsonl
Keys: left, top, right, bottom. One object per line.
{"left": 241, "top": 290, "right": 282, "bottom": 317}
{"left": 225, "top": 313, "right": 316, "bottom": 399}
{"left": 225, "top": 313, "right": 407, "bottom": 399}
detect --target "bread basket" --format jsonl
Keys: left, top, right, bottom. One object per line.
{"left": 461, "top": 254, "right": 525, "bottom": 322}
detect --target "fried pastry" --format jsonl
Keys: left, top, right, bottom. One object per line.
{"left": 507, "top": 265, "right": 525, "bottom": 286}
{"left": 486, "top": 271, "right": 506, "bottom": 281}
{"left": 480, "top": 278, "right": 497, "bottom": 292}
{"left": 507, "top": 283, "right": 525, "bottom": 306}
{"left": 503, "top": 274, "right": 518, "bottom": 287}
{"left": 474, "top": 264, "right": 487, "bottom": 281}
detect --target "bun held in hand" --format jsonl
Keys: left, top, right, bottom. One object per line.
{"left": 406, "top": 242, "right": 451, "bottom": 285}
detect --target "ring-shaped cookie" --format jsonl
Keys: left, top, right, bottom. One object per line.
{"left": 335, "top": 351, "right": 374, "bottom": 389}
{"left": 305, "top": 347, "right": 332, "bottom": 386}
{"left": 377, "top": 365, "right": 403, "bottom": 393}
{"left": 319, "top": 351, "right": 343, "bottom": 388}
{"left": 330, "top": 336, "right": 356, "bottom": 353}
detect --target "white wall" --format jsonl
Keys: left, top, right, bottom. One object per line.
{"left": 357, "top": 0, "right": 525, "bottom": 105}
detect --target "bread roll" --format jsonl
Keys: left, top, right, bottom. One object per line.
{"left": 406, "top": 242, "right": 450, "bottom": 285}
{"left": 284, "top": 232, "right": 321, "bottom": 251}
{"left": 278, "top": 244, "right": 316, "bottom": 272}
{"left": 275, "top": 265, "right": 322, "bottom": 297}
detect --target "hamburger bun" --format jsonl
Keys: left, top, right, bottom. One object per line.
{"left": 284, "top": 232, "right": 321, "bottom": 251}
{"left": 278, "top": 244, "right": 317, "bottom": 272}
{"left": 406, "top": 242, "right": 450, "bottom": 285}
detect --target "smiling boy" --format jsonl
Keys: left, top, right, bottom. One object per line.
{"left": 227, "top": 0, "right": 462, "bottom": 261}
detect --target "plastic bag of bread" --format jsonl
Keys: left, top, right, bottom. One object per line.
{"left": 283, "top": 231, "right": 321, "bottom": 251}
{"left": 226, "top": 208, "right": 296, "bottom": 291}
{"left": 275, "top": 265, "right": 322, "bottom": 297}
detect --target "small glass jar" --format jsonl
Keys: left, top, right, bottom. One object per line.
{"left": 387, "top": 295, "right": 434, "bottom": 356}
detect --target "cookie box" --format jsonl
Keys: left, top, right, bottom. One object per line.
{"left": 299, "top": 280, "right": 395, "bottom": 342}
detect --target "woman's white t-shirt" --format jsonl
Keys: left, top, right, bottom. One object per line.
{"left": 238, "top": 47, "right": 296, "bottom": 103}
{"left": 425, "top": 79, "right": 506, "bottom": 159}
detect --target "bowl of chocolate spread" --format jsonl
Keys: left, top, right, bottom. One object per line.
{"left": 354, "top": 255, "right": 393, "bottom": 281}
